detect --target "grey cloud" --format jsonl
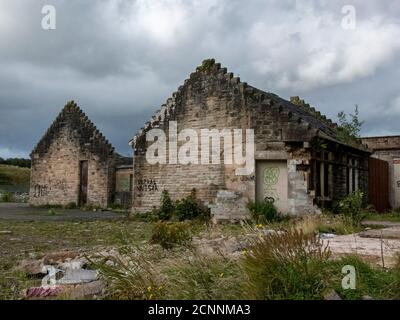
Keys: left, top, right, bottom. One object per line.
{"left": 0, "top": 0, "right": 399, "bottom": 157}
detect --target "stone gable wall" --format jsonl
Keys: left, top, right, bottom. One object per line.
{"left": 30, "top": 125, "right": 113, "bottom": 208}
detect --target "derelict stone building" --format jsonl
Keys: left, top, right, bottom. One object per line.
{"left": 130, "top": 59, "right": 371, "bottom": 220}
{"left": 30, "top": 102, "right": 116, "bottom": 208}
{"left": 362, "top": 135, "right": 400, "bottom": 211}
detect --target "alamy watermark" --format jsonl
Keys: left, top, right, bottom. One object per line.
{"left": 41, "top": 5, "right": 56, "bottom": 30}
{"left": 342, "top": 265, "right": 356, "bottom": 290}
{"left": 341, "top": 5, "right": 356, "bottom": 30}
{"left": 145, "top": 121, "right": 254, "bottom": 175}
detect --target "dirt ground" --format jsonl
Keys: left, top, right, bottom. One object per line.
{"left": 0, "top": 203, "right": 124, "bottom": 221}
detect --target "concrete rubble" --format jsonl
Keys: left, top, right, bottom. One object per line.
{"left": 20, "top": 250, "right": 105, "bottom": 300}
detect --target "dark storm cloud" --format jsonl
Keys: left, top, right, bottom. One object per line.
{"left": 0, "top": 0, "right": 400, "bottom": 157}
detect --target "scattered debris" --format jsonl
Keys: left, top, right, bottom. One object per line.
{"left": 55, "top": 268, "right": 98, "bottom": 285}
{"left": 15, "top": 259, "right": 45, "bottom": 275}
{"left": 26, "top": 286, "right": 61, "bottom": 298}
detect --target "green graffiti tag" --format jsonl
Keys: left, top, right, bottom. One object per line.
{"left": 263, "top": 167, "right": 280, "bottom": 186}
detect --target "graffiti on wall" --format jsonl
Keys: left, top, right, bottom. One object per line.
{"left": 263, "top": 167, "right": 280, "bottom": 203}
{"left": 137, "top": 179, "right": 158, "bottom": 192}
{"left": 33, "top": 179, "right": 67, "bottom": 197}
{"left": 33, "top": 184, "right": 48, "bottom": 198}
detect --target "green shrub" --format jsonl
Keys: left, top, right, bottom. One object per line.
{"left": 151, "top": 221, "right": 192, "bottom": 249}
{"left": 155, "top": 190, "right": 175, "bottom": 221}
{"left": 1, "top": 192, "right": 14, "bottom": 203}
{"left": 337, "top": 191, "right": 366, "bottom": 225}
{"left": 247, "top": 200, "right": 280, "bottom": 223}
{"left": 241, "top": 228, "right": 332, "bottom": 299}
{"left": 175, "top": 189, "right": 209, "bottom": 221}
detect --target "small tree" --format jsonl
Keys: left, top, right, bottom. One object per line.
{"left": 337, "top": 105, "right": 364, "bottom": 142}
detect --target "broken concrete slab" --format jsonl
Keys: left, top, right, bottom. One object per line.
{"left": 323, "top": 234, "right": 400, "bottom": 267}
{"left": 359, "top": 227, "right": 400, "bottom": 240}
{"left": 55, "top": 268, "right": 98, "bottom": 285}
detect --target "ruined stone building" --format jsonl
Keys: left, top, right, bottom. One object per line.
{"left": 30, "top": 60, "right": 384, "bottom": 219}
{"left": 362, "top": 136, "right": 400, "bottom": 210}
{"left": 130, "top": 59, "right": 371, "bottom": 220}
{"left": 30, "top": 102, "right": 132, "bottom": 208}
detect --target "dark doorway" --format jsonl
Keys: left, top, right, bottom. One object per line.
{"left": 79, "top": 160, "right": 88, "bottom": 206}
{"left": 369, "top": 157, "right": 390, "bottom": 213}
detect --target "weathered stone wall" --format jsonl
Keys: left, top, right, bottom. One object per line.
{"left": 30, "top": 125, "right": 113, "bottom": 208}
{"left": 30, "top": 102, "right": 114, "bottom": 208}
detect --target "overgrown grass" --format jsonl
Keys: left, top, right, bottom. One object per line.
{"left": 328, "top": 255, "right": 400, "bottom": 300}
{"left": 89, "top": 246, "right": 166, "bottom": 300}
{"left": 151, "top": 221, "right": 192, "bottom": 249}
{"left": 241, "top": 228, "right": 332, "bottom": 299}
{"left": 94, "top": 227, "right": 400, "bottom": 300}
{"left": 1, "top": 212, "right": 399, "bottom": 300}
{"left": 163, "top": 255, "right": 242, "bottom": 300}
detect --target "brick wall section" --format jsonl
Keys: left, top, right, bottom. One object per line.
{"left": 30, "top": 102, "right": 115, "bottom": 208}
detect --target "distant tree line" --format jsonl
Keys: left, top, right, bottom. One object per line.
{"left": 0, "top": 157, "right": 31, "bottom": 168}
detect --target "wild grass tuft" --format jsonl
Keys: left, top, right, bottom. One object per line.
{"left": 241, "top": 228, "right": 332, "bottom": 299}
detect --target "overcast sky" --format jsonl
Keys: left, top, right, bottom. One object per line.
{"left": 0, "top": 0, "right": 399, "bottom": 158}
